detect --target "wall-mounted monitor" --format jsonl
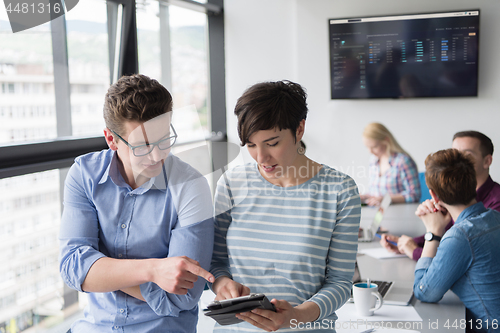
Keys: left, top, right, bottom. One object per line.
{"left": 329, "top": 10, "right": 479, "bottom": 99}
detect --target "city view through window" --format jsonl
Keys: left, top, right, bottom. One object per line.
{"left": 0, "top": 0, "right": 210, "bottom": 331}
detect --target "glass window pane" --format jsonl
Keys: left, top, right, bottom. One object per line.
{"left": 137, "top": 1, "right": 209, "bottom": 144}
{"left": 66, "top": 0, "right": 110, "bottom": 137}
{"left": 137, "top": 1, "right": 161, "bottom": 82}
{"left": 0, "top": 170, "right": 64, "bottom": 331}
{"left": 0, "top": 12, "right": 56, "bottom": 144}
{"left": 170, "top": 6, "right": 209, "bottom": 142}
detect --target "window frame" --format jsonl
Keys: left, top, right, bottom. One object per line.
{"left": 0, "top": 0, "right": 226, "bottom": 183}
{"left": 0, "top": 0, "right": 226, "bottom": 322}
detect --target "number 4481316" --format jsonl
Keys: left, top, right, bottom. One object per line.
{"left": 444, "top": 319, "right": 498, "bottom": 330}
{"left": 6, "top": 2, "right": 61, "bottom": 14}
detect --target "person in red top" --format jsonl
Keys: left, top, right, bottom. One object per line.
{"left": 380, "top": 131, "right": 500, "bottom": 260}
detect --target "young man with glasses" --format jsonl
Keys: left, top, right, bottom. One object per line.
{"left": 59, "top": 74, "right": 214, "bottom": 332}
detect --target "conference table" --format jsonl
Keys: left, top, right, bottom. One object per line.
{"left": 197, "top": 203, "right": 465, "bottom": 333}
{"left": 352, "top": 203, "right": 465, "bottom": 333}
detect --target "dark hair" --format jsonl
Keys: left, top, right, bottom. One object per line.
{"left": 425, "top": 149, "right": 476, "bottom": 206}
{"left": 103, "top": 74, "right": 173, "bottom": 136}
{"left": 453, "top": 131, "right": 494, "bottom": 157}
{"left": 234, "top": 80, "right": 308, "bottom": 146}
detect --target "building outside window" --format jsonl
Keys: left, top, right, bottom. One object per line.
{"left": 0, "top": 16, "right": 56, "bottom": 144}
{"left": 66, "top": 0, "right": 110, "bottom": 138}
{"left": 0, "top": 170, "right": 62, "bottom": 333}
{"left": 136, "top": 1, "right": 209, "bottom": 143}
{"left": 0, "top": 0, "right": 221, "bottom": 331}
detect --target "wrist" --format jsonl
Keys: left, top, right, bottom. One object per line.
{"left": 144, "top": 258, "right": 158, "bottom": 284}
{"left": 424, "top": 231, "right": 442, "bottom": 243}
{"left": 422, "top": 239, "right": 439, "bottom": 258}
{"left": 426, "top": 229, "right": 444, "bottom": 237}
{"left": 294, "top": 301, "right": 320, "bottom": 324}
{"left": 212, "top": 276, "right": 231, "bottom": 294}
{"left": 403, "top": 243, "right": 417, "bottom": 258}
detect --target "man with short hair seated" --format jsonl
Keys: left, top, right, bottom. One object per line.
{"left": 413, "top": 148, "right": 500, "bottom": 333}
{"left": 380, "top": 130, "right": 500, "bottom": 260}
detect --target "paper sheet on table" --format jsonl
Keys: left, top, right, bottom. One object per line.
{"left": 336, "top": 302, "right": 423, "bottom": 322}
{"left": 358, "top": 247, "right": 408, "bottom": 259}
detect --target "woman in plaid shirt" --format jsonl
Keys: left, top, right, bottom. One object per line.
{"left": 361, "top": 122, "right": 420, "bottom": 206}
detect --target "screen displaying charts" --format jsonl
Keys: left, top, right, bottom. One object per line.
{"left": 329, "top": 10, "right": 479, "bottom": 99}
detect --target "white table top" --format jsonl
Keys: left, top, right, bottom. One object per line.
{"left": 361, "top": 203, "right": 426, "bottom": 237}
{"left": 357, "top": 203, "right": 465, "bottom": 333}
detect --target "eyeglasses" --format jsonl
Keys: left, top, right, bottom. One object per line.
{"left": 111, "top": 124, "right": 178, "bottom": 157}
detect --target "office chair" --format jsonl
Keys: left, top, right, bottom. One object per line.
{"left": 419, "top": 172, "right": 432, "bottom": 203}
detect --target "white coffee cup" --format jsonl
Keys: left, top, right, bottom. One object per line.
{"left": 352, "top": 282, "right": 383, "bottom": 316}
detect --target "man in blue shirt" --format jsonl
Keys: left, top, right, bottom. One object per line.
{"left": 413, "top": 148, "right": 500, "bottom": 333}
{"left": 59, "top": 74, "right": 215, "bottom": 332}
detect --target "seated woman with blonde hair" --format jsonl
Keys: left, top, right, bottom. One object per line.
{"left": 361, "top": 122, "right": 420, "bottom": 206}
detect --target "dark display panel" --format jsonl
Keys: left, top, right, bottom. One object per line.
{"left": 329, "top": 10, "right": 479, "bottom": 99}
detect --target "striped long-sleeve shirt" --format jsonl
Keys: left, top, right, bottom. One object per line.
{"left": 210, "top": 163, "right": 361, "bottom": 332}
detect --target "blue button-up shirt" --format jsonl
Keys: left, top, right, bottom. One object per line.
{"left": 414, "top": 202, "right": 500, "bottom": 333}
{"left": 59, "top": 149, "right": 214, "bottom": 333}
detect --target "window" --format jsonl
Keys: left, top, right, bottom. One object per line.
{"left": 0, "top": 170, "right": 62, "bottom": 332}
{"left": 136, "top": 1, "right": 161, "bottom": 82}
{"left": 137, "top": 1, "right": 209, "bottom": 144}
{"left": 0, "top": 0, "right": 225, "bottom": 331}
{"left": 170, "top": 6, "right": 209, "bottom": 143}
{"left": 0, "top": 12, "right": 56, "bottom": 144}
{"left": 66, "top": 0, "right": 110, "bottom": 137}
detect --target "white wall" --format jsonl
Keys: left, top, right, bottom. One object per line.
{"left": 224, "top": 0, "right": 500, "bottom": 192}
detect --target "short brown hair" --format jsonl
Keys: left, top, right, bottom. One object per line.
{"left": 425, "top": 149, "right": 476, "bottom": 205}
{"left": 234, "top": 80, "right": 308, "bottom": 146}
{"left": 453, "top": 131, "right": 494, "bottom": 157}
{"left": 103, "top": 74, "right": 173, "bottom": 136}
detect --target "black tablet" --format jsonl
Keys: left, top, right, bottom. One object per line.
{"left": 203, "top": 293, "right": 276, "bottom": 326}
